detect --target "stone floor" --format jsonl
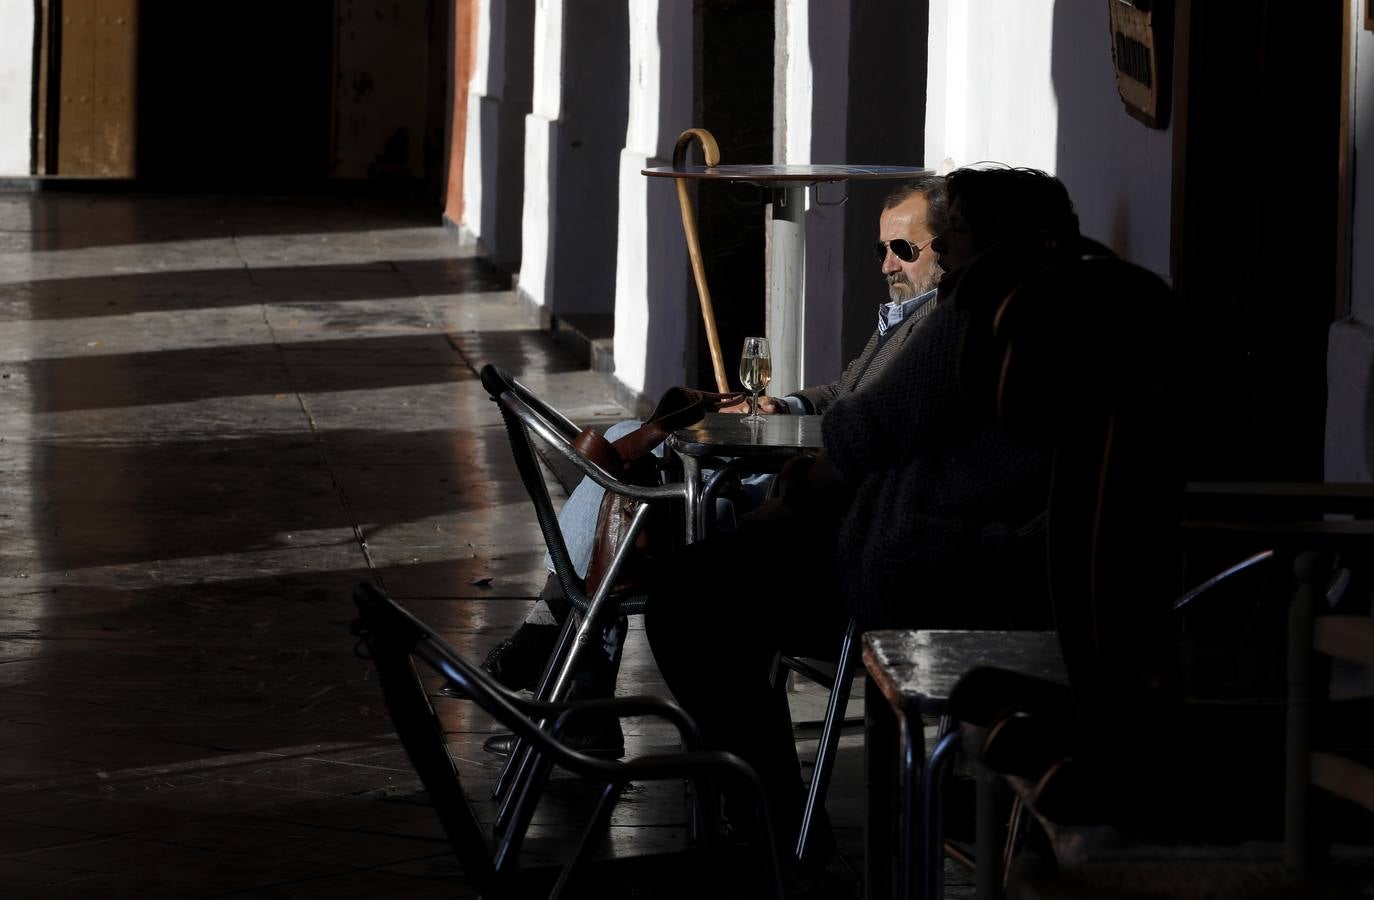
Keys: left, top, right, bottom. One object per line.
{"left": 0, "top": 189, "right": 883, "bottom": 898}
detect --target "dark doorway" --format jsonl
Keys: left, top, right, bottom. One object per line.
{"left": 1171, "top": 1, "right": 1344, "bottom": 481}
{"left": 691, "top": 0, "right": 773, "bottom": 388}
{"left": 135, "top": 1, "right": 334, "bottom": 184}
{"left": 840, "top": 1, "right": 928, "bottom": 365}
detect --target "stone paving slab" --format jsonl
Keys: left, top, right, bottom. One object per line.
{"left": 0, "top": 191, "right": 876, "bottom": 899}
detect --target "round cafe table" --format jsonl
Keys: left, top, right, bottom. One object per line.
{"left": 642, "top": 163, "right": 929, "bottom": 397}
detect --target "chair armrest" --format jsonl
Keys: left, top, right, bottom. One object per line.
{"left": 506, "top": 390, "right": 686, "bottom": 502}
{"left": 1172, "top": 549, "right": 1274, "bottom": 611}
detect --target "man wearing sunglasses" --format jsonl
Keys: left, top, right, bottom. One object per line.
{"left": 749, "top": 174, "right": 947, "bottom": 414}
{"left": 475, "top": 176, "right": 949, "bottom": 760}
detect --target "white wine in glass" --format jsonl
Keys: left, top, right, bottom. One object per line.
{"left": 739, "top": 336, "right": 771, "bottom": 423}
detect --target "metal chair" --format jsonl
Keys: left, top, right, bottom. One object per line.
{"left": 476, "top": 364, "right": 689, "bottom": 831}
{"left": 351, "top": 582, "right": 785, "bottom": 899}
{"left": 957, "top": 552, "right": 1369, "bottom": 900}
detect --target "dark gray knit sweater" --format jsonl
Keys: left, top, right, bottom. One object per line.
{"left": 820, "top": 290, "right": 1052, "bottom": 628}
{"left": 791, "top": 296, "right": 939, "bottom": 414}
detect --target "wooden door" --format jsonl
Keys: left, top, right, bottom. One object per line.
{"left": 46, "top": 0, "right": 139, "bottom": 176}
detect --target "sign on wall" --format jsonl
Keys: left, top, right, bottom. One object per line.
{"left": 1107, "top": 0, "right": 1172, "bottom": 129}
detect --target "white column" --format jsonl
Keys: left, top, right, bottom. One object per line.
{"left": 768, "top": 1, "right": 808, "bottom": 395}
{"left": 0, "top": 0, "right": 34, "bottom": 175}
{"left": 611, "top": 0, "right": 693, "bottom": 403}
{"left": 462, "top": 0, "right": 498, "bottom": 240}
{"left": 461, "top": 0, "right": 533, "bottom": 268}
{"left": 772, "top": 0, "right": 850, "bottom": 392}
{"left": 517, "top": 0, "right": 562, "bottom": 316}
{"left": 518, "top": 1, "right": 628, "bottom": 321}
{"left": 926, "top": 1, "right": 1058, "bottom": 173}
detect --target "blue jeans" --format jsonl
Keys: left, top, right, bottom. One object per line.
{"left": 532, "top": 418, "right": 771, "bottom": 624}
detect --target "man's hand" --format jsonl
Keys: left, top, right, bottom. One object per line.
{"left": 720, "top": 395, "right": 782, "bottom": 415}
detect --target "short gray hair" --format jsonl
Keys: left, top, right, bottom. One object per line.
{"left": 882, "top": 174, "right": 948, "bottom": 235}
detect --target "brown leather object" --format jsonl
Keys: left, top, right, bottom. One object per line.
{"left": 580, "top": 386, "right": 746, "bottom": 597}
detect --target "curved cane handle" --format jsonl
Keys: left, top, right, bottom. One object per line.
{"left": 672, "top": 128, "right": 728, "bottom": 393}
{"left": 674, "top": 128, "right": 720, "bottom": 169}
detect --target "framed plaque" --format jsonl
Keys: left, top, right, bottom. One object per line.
{"left": 1107, "top": 0, "right": 1172, "bottom": 129}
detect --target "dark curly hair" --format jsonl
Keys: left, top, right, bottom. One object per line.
{"left": 944, "top": 166, "right": 1078, "bottom": 249}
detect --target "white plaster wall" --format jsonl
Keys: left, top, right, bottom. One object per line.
{"left": 774, "top": 0, "right": 850, "bottom": 389}
{"left": 612, "top": 0, "right": 692, "bottom": 401}
{"left": 530, "top": 0, "right": 562, "bottom": 121}
{"left": 0, "top": 0, "right": 34, "bottom": 175}
{"left": 520, "top": 118, "right": 554, "bottom": 310}
{"left": 926, "top": 0, "right": 1057, "bottom": 172}
{"left": 462, "top": 0, "right": 497, "bottom": 236}
{"left": 460, "top": 0, "right": 534, "bottom": 267}
{"left": 518, "top": 0, "right": 562, "bottom": 311}
{"left": 776, "top": 0, "right": 812, "bottom": 166}
{"left": 1326, "top": 16, "right": 1374, "bottom": 482}
{"left": 925, "top": 0, "right": 1172, "bottom": 278}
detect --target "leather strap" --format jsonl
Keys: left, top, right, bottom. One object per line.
{"left": 572, "top": 427, "right": 622, "bottom": 475}
{"left": 570, "top": 386, "right": 746, "bottom": 486}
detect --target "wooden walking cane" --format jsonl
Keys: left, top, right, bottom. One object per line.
{"left": 673, "top": 128, "right": 730, "bottom": 393}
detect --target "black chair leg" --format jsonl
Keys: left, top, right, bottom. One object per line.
{"left": 549, "top": 781, "right": 620, "bottom": 900}
{"left": 921, "top": 728, "right": 960, "bottom": 900}
{"left": 493, "top": 613, "right": 578, "bottom": 806}
{"left": 794, "top": 620, "right": 860, "bottom": 863}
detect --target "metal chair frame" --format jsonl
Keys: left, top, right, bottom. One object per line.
{"left": 775, "top": 618, "right": 863, "bottom": 864}
{"left": 352, "top": 582, "right": 785, "bottom": 900}
{"left": 477, "top": 365, "right": 691, "bottom": 831}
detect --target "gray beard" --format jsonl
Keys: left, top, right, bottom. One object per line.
{"left": 888, "top": 272, "right": 938, "bottom": 303}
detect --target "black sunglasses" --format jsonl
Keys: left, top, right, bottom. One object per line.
{"left": 873, "top": 235, "right": 937, "bottom": 263}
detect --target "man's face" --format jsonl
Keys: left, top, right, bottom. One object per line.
{"left": 877, "top": 193, "right": 940, "bottom": 302}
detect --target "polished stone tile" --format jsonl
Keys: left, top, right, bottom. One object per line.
{"left": 0, "top": 306, "right": 276, "bottom": 362}
{"left": 0, "top": 269, "right": 261, "bottom": 324}
{"left": 0, "top": 190, "right": 875, "bottom": 899}
{"left": 265, "top": 298, "right": 440, "bottom": 337}
{"left": 0, "top": 239, "right": 247, "bottom": 286}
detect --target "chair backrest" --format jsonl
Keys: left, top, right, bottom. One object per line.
{"left": 351, "top": 583, "right": 500, "bottom": 889}
{"left": 480, "top": 364, "right": 598, "bottom": 615}
{"left": 352, "top": 581, "right": 675, "bottom": 890}
{"left": 982, "top": 239, "right": 1186, "bottom": 734}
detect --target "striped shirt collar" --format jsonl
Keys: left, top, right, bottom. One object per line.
{"left": 877, "top": 286, "right": 938, "bottom": 336}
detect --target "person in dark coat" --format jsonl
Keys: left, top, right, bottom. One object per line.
{"left": 644, "top": 166, "right": 1081, "bottom": 862}
{"left": 479, "top": 177, "right": 952, "bottom": 757}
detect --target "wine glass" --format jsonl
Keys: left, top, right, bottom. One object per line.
{"left": 738, "top": 336, "right": 771, "bottom": 424}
